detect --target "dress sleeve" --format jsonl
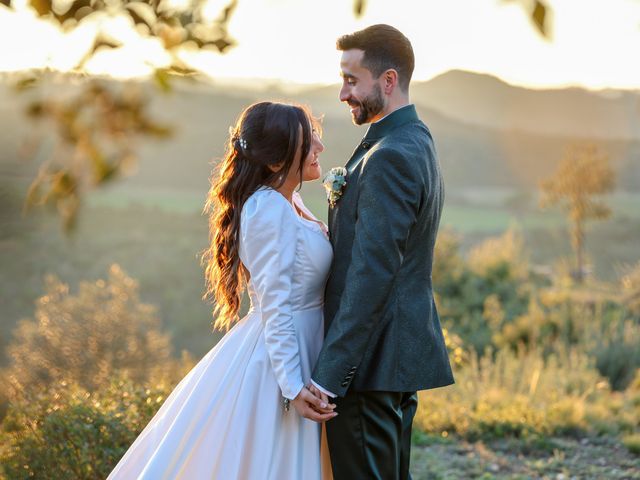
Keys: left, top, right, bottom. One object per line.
{"left": 240, "top": 190, "right": 304, "bottom": 400}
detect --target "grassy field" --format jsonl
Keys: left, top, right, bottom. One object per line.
{"left": 85, "top": 183, "right": 640, "bottom": 278}
{"left": 409, "top": 434, "right": 640, "bottom": 479}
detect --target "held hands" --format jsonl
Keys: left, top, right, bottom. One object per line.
{"left": 291, "top": 385, "right": 337, "bottom": 423}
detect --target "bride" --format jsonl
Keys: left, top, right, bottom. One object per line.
{"left": 108, "top": 101, "right": 335, "bottom": 479}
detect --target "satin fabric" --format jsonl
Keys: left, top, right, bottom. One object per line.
{"left": 108, "top": 188, "right": 334, "bottom": 480}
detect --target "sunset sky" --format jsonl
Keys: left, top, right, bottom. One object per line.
{"left": 1, "top": 0, "right": 639, "bottom": 90}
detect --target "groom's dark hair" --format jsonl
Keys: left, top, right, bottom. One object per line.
{"left": 337, "top": 24, "right": 414, "bottom": 92}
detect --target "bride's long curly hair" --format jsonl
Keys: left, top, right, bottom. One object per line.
{"left": 201, "top": 101, "right": 317, "bottom": 331}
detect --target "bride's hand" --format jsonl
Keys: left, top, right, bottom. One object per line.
{"left": 291, "top": 387, "right": 337, "bottom": 423}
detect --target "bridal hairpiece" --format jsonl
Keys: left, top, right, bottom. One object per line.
{"left": 238, "top": 137, "right": 248, "bottom": 150}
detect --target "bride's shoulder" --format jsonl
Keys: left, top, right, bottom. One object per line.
{"left": 242, "top": 186, "right": 295, "bottom": 223}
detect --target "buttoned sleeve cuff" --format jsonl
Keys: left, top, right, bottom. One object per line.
{"left": 311, "top": 379, "right": 337, "bottom": 398}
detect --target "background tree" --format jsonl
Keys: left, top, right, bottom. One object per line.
{"left": 539, "top": 144, "right": 615, "bottom": 282}
{"left": 3, "top": 0, "right": 240, "bottom": 231}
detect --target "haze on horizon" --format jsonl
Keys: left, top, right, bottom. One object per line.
{"left": 1, "top": 0, "right": 640, "bottom": 91}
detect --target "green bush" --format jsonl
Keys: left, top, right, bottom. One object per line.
{"left": 0, "top": 375, "right": 185, "bottom": 480}
{"left": 593, "top": 319, "right": 640, "bottom": 391}
{"left": 434, "top": 229, "right": 533, "bottom": 353}
{"left": 622, "top": 434, "right": 640, "bottom": 455}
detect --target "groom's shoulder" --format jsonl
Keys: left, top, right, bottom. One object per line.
{"left": 386, "top": 118, "right": 432, "bottom": 142}
{"left": 376, "top": 121, "right": 432, "bottom": 157}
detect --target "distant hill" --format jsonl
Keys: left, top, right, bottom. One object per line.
{"left": 412, "top": 70, "right": 640, "bottom": 141}
{"left": 1, "top": 71, "right": 639, "bottom": 192}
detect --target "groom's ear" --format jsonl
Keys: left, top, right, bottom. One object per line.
{"left": 382, "top": 69, "right": 399, "bottom": 95}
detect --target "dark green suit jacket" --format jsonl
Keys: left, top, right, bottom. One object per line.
{"left": 311, "top": 104, "right": 454, "bottom": 397}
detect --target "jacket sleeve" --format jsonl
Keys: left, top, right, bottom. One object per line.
{"left": 241, "top": 190, "right": 304, "bottom": 400}
{"left": 311, "top": 148, "right": 421, "bottom": 396}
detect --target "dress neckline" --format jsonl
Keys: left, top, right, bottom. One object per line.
{"left": 256, "top": 186, "right": 328, "bottom": 239}
{"left": 292, "top": 193, "right": 330, "bottom": 239}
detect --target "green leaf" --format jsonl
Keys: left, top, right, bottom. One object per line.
{"left": 90, "top": 35, "right": 122, "bottom": 54}
{"left": 52, "top": 0, "right": 91, "bottom": 23}
{"left": 532, "top": 0, "right": 548, "bottom": 38}
{"left": 153, "top": 68, "right": 172, "bottom": 93}
{"left": 125, "top": 1, "right": 158, "bottom": 28}
{"left": 28, "top": 0, "right": 52, "bottom": 16}
{"left": 15, "top": 76, "right": 40, "bottom": 91}
{"left": 218, "top": 0, "right": 238, "bottom": 24}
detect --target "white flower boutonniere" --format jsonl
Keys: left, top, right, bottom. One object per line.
{"left": 322, "top": 167, "right": 348, "bottom": 208}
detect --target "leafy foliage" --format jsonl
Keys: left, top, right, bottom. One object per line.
{"left": 415, "top": 345, "right": 637, "bottom": 440}
{"left": 23, "top": 82, "right": 172, "bottom": 230}
{"left": 3, "top": 265, "right": 178, "bottom": 399}
{"left": 0, "top": 376, "right": 183, "bottom": 480}
{"left": 434, "top": 228, "right": 533, "bottom": 353}
{"left": 433, "top": 226, "right": 640, "bottom": 392}
{"left": 5, "top": 0, "right": 240, "bottom": 231}
{"left": 2, "top": 0, "right": 238, "bottom": 71}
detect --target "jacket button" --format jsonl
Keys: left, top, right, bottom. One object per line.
{"left": 362, "top": 142, "right": 370, "bottom": 149}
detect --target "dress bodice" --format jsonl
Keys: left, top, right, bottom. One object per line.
{"left": 241, "top": 188, "right": 332, "bottom": 313}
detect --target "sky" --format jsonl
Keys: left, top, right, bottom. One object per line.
{"left": 1, "top": 0, "right": 640, "bottom": 90}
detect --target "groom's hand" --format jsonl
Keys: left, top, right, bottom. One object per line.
{"left": 308, "top": 384, "right": 333, "bottom": 409}
{"left": 291, "top": 387, "right": 337, "bottom": 423}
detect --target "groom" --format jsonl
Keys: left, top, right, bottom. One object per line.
{"left": 308, "top": 25, "right": 454, "bottom": 479}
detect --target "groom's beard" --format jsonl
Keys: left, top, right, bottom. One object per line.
{"left": 349, "top": 84, "right": 384, "bottom": 125}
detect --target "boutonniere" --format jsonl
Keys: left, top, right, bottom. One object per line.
{"left": 322, "top": 167, "right": 348, "bottom": 208}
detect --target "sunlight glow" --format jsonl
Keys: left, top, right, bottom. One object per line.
{"left": 1, "top": 0, "right": 639, "bottom": 90}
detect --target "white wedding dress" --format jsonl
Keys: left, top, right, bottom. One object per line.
{"left": 108, "top": 187, "right": 334, "bottom": 480}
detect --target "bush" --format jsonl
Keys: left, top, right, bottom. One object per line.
{"left": 434, "top": 229, "right": 533, "bottom": 353}
{"left": 3, "top": 265, "right": 175, "bottom": 398}
{"left": 593, "top": 319, "right": 640, "bottom": 391}
{"left": 0, "top": 372, "right": 189, "bottom": 480}
{"left": 622, "top": 434, "right": 640, "bottom": 455}
{"left": 414, "top": 345, "right": 634, "bottom": 440}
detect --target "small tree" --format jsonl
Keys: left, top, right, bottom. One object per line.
{"left": 3, "top": 264, "right": 175, "bottom": 399}
{"left": 539, "top": 144, "right": 615, "bottom": 282}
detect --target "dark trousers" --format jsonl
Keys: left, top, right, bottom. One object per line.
{"left": 325, "top": 390, "right": 418, "bottom": 480}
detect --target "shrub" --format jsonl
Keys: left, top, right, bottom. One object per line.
{"left": 622, "top": 434, "right": 640, "bottom": 455}
{"left": 414, "top": 345, "right": 632, "bottom": 440}
{"left": 0, "top": 372, "right": 190, "bottom": 480}
{"left": 434, "top": 229, "right": 533, "bottom": 353}
{"left": 3, "top": 265, "right": 175, "bottom": 398}
{"left": 593, "top": 319, "right": 640, "bottom": 391}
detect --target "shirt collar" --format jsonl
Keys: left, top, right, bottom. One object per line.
{"left": 364, "top": 104, "right": 418, "bottom": 140}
